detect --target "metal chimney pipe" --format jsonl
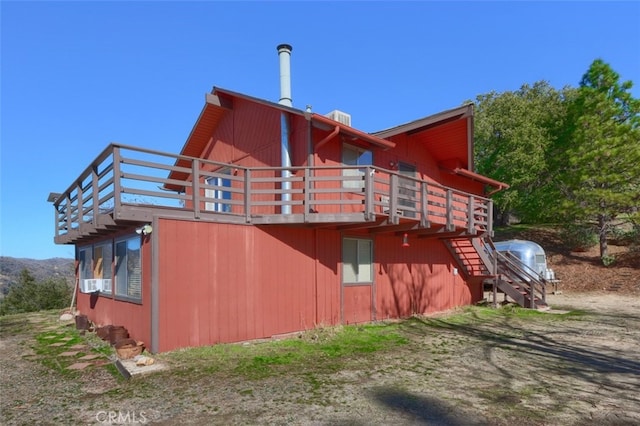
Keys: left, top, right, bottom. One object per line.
{"left": 277, "top": 44, "right": 293, "bottom": 107}
{"left": 277, "top": 44, "right": 293, "bottom": 214}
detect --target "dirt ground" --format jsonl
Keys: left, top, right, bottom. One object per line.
{"left": 1, "top": 290, "right": 639, "bottom": 426}
{"left": 1, "top": 229, "right": 638, "bottom": 425}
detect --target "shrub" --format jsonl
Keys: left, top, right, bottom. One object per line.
{"left": 601, "top": 254, "right": 616, "bottom": 267}
{"left": 611, "top": 223, "right": 640, "bottom": 246}
{"left": 559, "top": 224, "right": 598, "bottom": 251}
{"left": 0, "top": 269, "right": 72, "bottom": 315}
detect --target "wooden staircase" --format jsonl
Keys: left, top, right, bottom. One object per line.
{"left": 445, "top": 235, "right": 549, "bottom": 310}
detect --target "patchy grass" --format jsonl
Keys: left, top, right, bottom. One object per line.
{"left": 0, "top": 309, "right": 118, "bottom": 379}
{"left": 407, "top": 304, "right": 585, "bottom": 330}
{"left": 165, "top": 322, "right": 409, "bottom": 380}
{"left": 163, "top": 306, "right": 586, "bottom": 382}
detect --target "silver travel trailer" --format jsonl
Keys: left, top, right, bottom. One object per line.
{"left": 493, "top": 239, "right": 555, "bottom": 280}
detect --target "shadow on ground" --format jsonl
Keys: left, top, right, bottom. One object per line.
{"left": 369, "top": 386, "right": 487, "bottom": 425}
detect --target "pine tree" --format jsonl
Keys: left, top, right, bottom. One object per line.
{"left": 556, "top": 59, "right": 640, "bottom": 259}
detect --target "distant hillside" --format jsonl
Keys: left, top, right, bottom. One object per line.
{"left": 0, "top": 257, "right": 75, "bottom": 295}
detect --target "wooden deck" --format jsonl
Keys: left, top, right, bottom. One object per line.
{"left": 50, "top": 144, "right": 494, "bottom": 244}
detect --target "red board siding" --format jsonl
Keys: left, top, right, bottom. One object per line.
{"left": 154, "top": 218, "right": 480, "bottom": 351}
{"left": 373, "top": 235, "right": 474, "bottom": 319}
{"left": 156, "top": 219, "right": 341, "bottom": 351}
{"left": 314, "top": 230, "right": 341, "bottom": 326}
{"left": 343, "top": 285, "right": 372, "bottom": 324}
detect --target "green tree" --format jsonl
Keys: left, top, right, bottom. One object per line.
{"left": 473, "top": 81, "right": 572, "bottom": 224}
{"left": 553, "top": 59, "right": 640, "bottom": 259}
{"left": 0, "top": 269, "right": 72, "bottom": 315}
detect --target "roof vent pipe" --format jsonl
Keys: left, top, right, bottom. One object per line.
{"left": 277, "top": 44, "right": 293, "bottom": 214}
{"left": 277, "top": 44, "right": 293, "bottom": 107}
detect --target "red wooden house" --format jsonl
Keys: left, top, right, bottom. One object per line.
{"left": 50, "top": 46, "right": 548, "bottom": 353}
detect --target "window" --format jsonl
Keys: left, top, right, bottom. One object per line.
{"left": 205, "top": 168, "right": 232, "bottom": 212}
{"left": 115, "top": 236, "right": 142, "bottom": 300}
{"left": 342, "top": 144, "right": 372, "bottom": 189}
{"left": 78, "top": 243, "right": 112, "bottom": 294}
{"left": 93, "top": 243, "right": 113, "bottom": 293}
{"left": 342, "top": 238, "right": 373, "bottom": 283}
{"left": 398, "top": 162, "right": 417, "bottom": 218}
{"left": 78, "top": 247, "right": 91, "bottom": 282}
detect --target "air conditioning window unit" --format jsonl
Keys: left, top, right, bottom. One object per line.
{"left": 79, "top": 278, "right": 112, "bottom": 293}
{"left": 324, "top": 110, "right": 352, "bottom": 127}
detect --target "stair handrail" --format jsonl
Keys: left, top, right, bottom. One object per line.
{"left": 496, "top": 251, "right": 547, "bottom": 307}
{"left": 482, "top": 236, "right": 499, "bottom": 276}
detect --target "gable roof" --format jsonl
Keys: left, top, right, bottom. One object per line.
{"left": 176, "top": 87, "right": 398, "bottom": 160}
{"left": 374, "top": 104, "right": 508, "bottom": 192}
{"left": 375, "top": 104, "right": 474, "bottom": 168}
{"left": 166, "top": 88, "right": 506, "bottom": 193}
{"left": 165, "top": 87, "right": 398, "bottom": 189}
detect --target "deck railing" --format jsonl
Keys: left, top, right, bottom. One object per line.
{"left": 52, "top": 144, "right": 493, "bottom": 242}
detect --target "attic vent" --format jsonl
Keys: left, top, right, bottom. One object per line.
{"left": 324, "top": 110, "right": 352, "bottom": 127}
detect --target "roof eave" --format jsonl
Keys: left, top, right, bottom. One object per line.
{"left": 310, "top": 113, "right": 396, "bottom": 150}
{"left": 373, "top": 104, "right": 474, "bottom": 139}
{"left": 449, "top": 167, "right": 510, "bottom": 194}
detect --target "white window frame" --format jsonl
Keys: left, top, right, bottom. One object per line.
{"left": 342, "top": 237, "right": 373, "bottom": 284}
{"left": 93, "top": 242, "right": 113, "bottom": 294}
{"left": 342, "top": 144, "right": 372, "bottom": 189}
{"left": 205, "top": 167, "right": 232, "bottom": 212}
{"left": 78, "top": 246, "right": 92, "bottom": 282}
{"left": 114, "top": 235, "right": 142, "bottom": 301}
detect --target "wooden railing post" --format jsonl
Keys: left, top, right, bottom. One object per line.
{"left": 530, "top": 281, "right": 535, "bottom": 308}
{"left": 487, "top": 200, "right": 494, "bottom": 236}
{"left": 467, "top": 195, "right": 475, "bottom": 234}
{"left": 113, "top": 147, "right": 122, "bottom": 215}
{"left": 389, "top": 174, "right": 399, "bottom": 225}
{"left": 192, "top": 160, "right": 200, "bottom": 219}
{"left": 76, "top": 181, "right": 83, "bottom": 226}
{"left": 303, "top": 168, "right": 310, "bottom": 222}
{"left": 65, "top": 193, "right": 72, "bottom": 234}
{"left": 364, "top": 167, "right": 374, "bottom": 221}
{"left": 244, "top": 169, "right": 252, "bottom": 223}
{"left": 53, "top": 201, "right": 59, "bottom": 239}
{"left": 446, "top": 189, "right": 454, "bottom": 231}
{"left": 92, "top": 164, "right": 99, "bottom": 226}
{"left": 420, "top": 181, "right": 429, "bottom": 228}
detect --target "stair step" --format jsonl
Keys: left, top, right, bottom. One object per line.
{"left": 454, "top": 236, "right": 548, "bottom": 310}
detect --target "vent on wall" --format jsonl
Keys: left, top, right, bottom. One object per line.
{"left": 324, "top": 110, "right": 352, "bottom": 127}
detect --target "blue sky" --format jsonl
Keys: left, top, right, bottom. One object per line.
{"left": 1, "top": 1, "right": 639, "bottom": 260}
